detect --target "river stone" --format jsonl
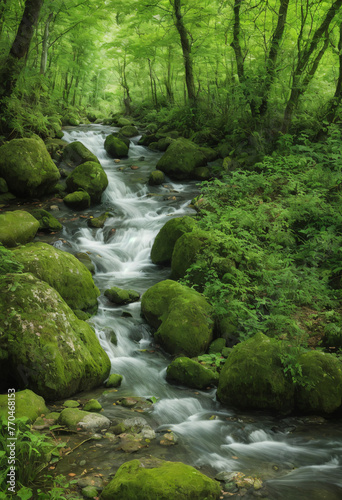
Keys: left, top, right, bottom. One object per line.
{"left": 0, "top": 389, "right": 48, "bottom": 423}
{"left": 217, "top": 332, "right": 295, "bottom": 413}
{"left": 0, "top": 273, "right": 110, "bottom": 400}
{"left": 119, "top": 125, "right": 139, "bottom": 137}
{"left": 104, "top": 135, "right": 129, "bottom": 158}
{"left": 151, "top": 216, "right": 197, "bottom": 265}
{"left": 105, "top": 374, "right": 123, "bottom": 388}
{"left": 58, "top": 408, "right": 110, "bottom": 431}
{"left": 12, "top": 242, "right": 100, "bottom": 314}
{"left": 166, "top": 357, "right": 219, "bottom": 389}
{"left": 148, "top": 170, "right": 165, "bottom": 186}
{"left": 117, "top": 117, "right": 132, "bottom": 127}
{"left": 63, "top": 400, "right": 80, "bottom": 408}
{"left": 104, "top": 286, "right": 140, "bottom": 305}
{"left": 295, "top": 351, "right": 342, "bottom": 414}
{"left": 156, "top": 138, "right": 207, "bottom": 180}
{"left": 83, "top": 399, "right": 102, "bottom": 412}
{"left": 62, "top": 141, "right": 100, "bottom": 166}
{"left": 29, "top": 208, "right": 62, "bottom": 232}
{"left": 79, "top": 413, "right": 111, "bottom": 432}
{"left": 101, "top": 458, "right": 221, "bottom": 500}
{"left": 88, "top": 212, "right": 111, "bottom": 228}
{"left": 66, "top": 161, "right": 108, "bottom": 204}
{"left": 63, "top": 190, "right": 91, "bottom": 209}
{"left": 141, "top": 280, "right": 214, "bottom": 357}
{"left": 0, "top": 210, "right": 39, "bottom": 247}
{"left": 0, "top": 137, "right": 61, "bottom": 197}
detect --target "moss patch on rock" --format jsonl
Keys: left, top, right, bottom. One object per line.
{"left": 62, "top": 141, "right": 100, "bottom": 166}
{"left": 120, "top": 125, "right": 139, "bottom": 137}
{"left": 29, "top": 209, "right": 62, "bottom": 232}
{"left": 0, "top": 273, "right": 110, "bottom": 400}
{"left": 0, "top": 137, "right": 60, "bottom": 197}
{"left": 148, "top": 170, "right": 165, "bottom": 186}
{"left": 217, "top": 332, "right": 295, "bottom": 413}
{"left": 0, "top": 211, "right": 40, "bottom": 248}
{"left": 66, "top": 161, "right": 108, "bottom": 204}
{"left": 166, "top": 357, "right": 219, "bottom": 389}
{"left": 13, "top": 242, "right": 100, "bottom": 314}
{"left": 104, "top": 135, "right": 129, "bottom": 158}
{"left": 101, "top": 458, "right": 221, "bottom": 500}
{"left": 0, "top": 389, "right": 48, "bottom": 423}
{"left": 63, "top": 190, "right": 91, "bottom": 209}
{"left": 105, "top": 374, "right": 123, "bottom": 388}
{"left": 156, "top": 138, "right": 207, "bottom": 180}
{"left": 151, "top": 216, "right": 197, "bottom": 266}
{"left": 104, "top": 286, "right": 140, "bottom": 305}
{"left": 141, "top": 280, "right": 214, "bottom": 357}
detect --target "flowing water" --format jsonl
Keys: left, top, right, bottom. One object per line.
{"left": 58, "top": 125, "right": 342, "bottom": 499}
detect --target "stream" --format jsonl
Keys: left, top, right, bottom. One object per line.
{"left": 54, "top": 125, "right": 342, "bottom": 499}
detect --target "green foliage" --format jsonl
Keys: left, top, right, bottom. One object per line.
{"left": 0, "top": 245, "right": 23, "bottom": 275}
{"left": 197, "top": 353, "right": 226, "bottom": 369}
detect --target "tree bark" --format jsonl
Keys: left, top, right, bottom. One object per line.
{"left": 40, "top": 12, "right": 53, "bottom": 75}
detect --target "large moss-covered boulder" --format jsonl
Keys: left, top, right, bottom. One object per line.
{"left": 166, "top": 357, "right": 219, "bottom": 389}
{"left": 63, "top": 190, "right": 90, "bottom": 209}
{"left": 217, "top": 333, "right": 295, "bottom": 413}
{"left": 12, "top": 242, "right": 100, "bottom": 314}
{"left": 156, "top": 138, "right": 207, "bottom": 180}
{"left": 104, "top": 135, "right": 129, "bottom": 158}
{"left": 141, "top": 280, "right": 214, "bottom": 357}
{"left": 171, "top": 229, "right": 209, "bottom": 279}
{"left": 120, "top": 125, "right": 139, "bottom": 137}
{"left": 0, "top": 273, "right": 110, "bottom": 400}
{"left": 101, "top": 458, "right": 221, "bottom": 500}
{"left": 0, "top": 211, "right": 39, "bottom": 248}
{"left": 151, "top": 216, "right": 197, "bottom": 266}
{"left": 29, "top": 209, "right": 62, "bottom": 232}
{"left": 0, "top": 137, "right": 60, "bottom": 197}
{"left": 62, "top": 141, "right": 100, "bottom": 166}
{"left": 295, "top": 351, "right": 342, "bottom": 414}
{"left": 0, "top": 389, "right": 48, "bottom": 423}
{"left": 66, "top": 161, "right": 108, "bottom": 204}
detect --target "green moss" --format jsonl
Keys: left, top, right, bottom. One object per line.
{"left": 63, "top": 400, "right": 80, "bottom": 408}
{"left": 29, "top": 209, "right": 62, "bottom": 232}
{"left": 101, "top": 458, "right": 221, "bottom": 500}
{"left": 0, "top": 389, "right": 48, "bottom": 423}
{"left": 66, "top": 161, "right": 108, "bottom": 204}
{"left": 148, "top": 170, "right": 165, "bottom": 186}
{"left": 151, "top": 216, "right": 197, "bottom": 266}
{"left": 63, "top": 190, "right": 91, "bottom": 209}
{"left": 75, "top": 252, "right": 95, "bottom": 274}
{"left": 166, "top": 357, "right": 219, "bottom": 389}
{"left": 13, "top": 242, "right": 100, "bottom": 314}
{"left": 0, "top": 178, "right": 8, "bottom": 193}
{"left": 0, "top": 273, "right": 110, "bottom": 400}
{"left": 193, "top": 167, "right": 211, "bottom": 180}
{"left": 209, "top": 338, "right": 226, "bottom": 354}
{"left": 62, "top": 141, "right": 100, "bottom": 166}
{"left": 120, "top": 125, "right": 139, "bottom": 137}
{"left": 57, "top": 408, "right": 91, "bottom": 429}
{"left": 0, "top": 211, "right": 39, "bottom": 248}
{"left": 0, "top": 137, "right": 60, "bottom": 197}
{"left": 217, "top": 333, "right": 295, "bottom": 413}
{"left": 104, "top": 135, "right": 129, "bottom": 158}
{"left": 142, "top": 280, "right": 214, "bottom": 357}
{"left": 295, "top": 351, "right": 342, "bottom": 414}
{"left": 62, "top": 114, "right": 80, "bottom": 126}
{"left": 156, "top": 138, "right": 207, "bottom": 180}
{"left": 83, "top": 399, "right": 102, "bottom": 412}
{"left": 104, "top": 286, "right": 140, "bottom": 305}
{"left": 88, "top": 212, "right": 111, "bottom": 228}
{"left": 117, "top": 117, "right": 132, "bottom": 127}
{"left": 171, "top": 229, "right": 208, "bottom": 279}
{"left": 105, "top": 374, "right": 123, "bottom": 388}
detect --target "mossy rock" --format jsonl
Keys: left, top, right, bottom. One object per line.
{"left": 0, "top": 137, "right": 61, "bottom": 197}
{"left": 0, "top": 389, "right": 48, "bottom": 423}
{"left": 45, "top": 138, "right": 67, "bottom": 161}
{"left": 199, "top": 147, "right": 219, "bottom": 162}
{"left": 57, "top": 408, "right": 90, "bottom": 428}
{"left": 12, "top": 242, "right": 100, "bottom": 314}
{"left": 141, "top": 280, "right": 214, "bottom": 357}
{"left": 66, "top": 161, "right": 108, "bottom": 204}
{"left": 152, "top": 137, "right": 173, "bottom": 152}
{"left": 148, "top": 170, "right": 165, "bottom": 186}
{"left": 193, "top": 167, "right": 211, "bottom": 180}
{"left": 0, "top": 211, "right": 39, "bottom": 248}
{"left": 104, "top": 135, "right": 129, "bottom": 158}
{"left": 138, "top": 134, "right": 159, "bottom": 147}
{"left": 29, "top": 209, "right": 62, "bottom": 232}
{"left": 117, "top": 117, "right": 133, "bottom": 127}
{"left": 217, "top": 333, "right": 295, "bottom": 413}
{"left": 105, "top": 374, "right": 123, "bottom": 388}
{"left": 170, "top": 229, "right": 208, "bottom": 280}
{"left": 75, "top": 252, "right": 95, "bottom": 274}
{"left": 104, "top": 286, "right": 140, "bottom": 305}
{"left": 120, "top": 125, "right": 139, "bottom": 137}
{"left": 101, "top": 458, "right": 221, "bottom": 500}
{"left": 209, "top": 338, "right": 226, "bottom": 354}
{"left": 156, "top": 138, "right": 207, "bottom": 180}
{"left": 62, "top": 141, "right": 100, "bottom": 167}
{"left": 295, "top": 351, "right": 342, "bottom": 414}
{"left": 83, "top": 399, "right": 102, "bottom": 412}
{"left": 63, "top": 190, "right": 91, "bottom": 209}
{"left": 62, "top": 114, "right": 80, "bottom": 126}
{"left": 166, "top": 357, "right": 219, "bottom": 389}
{"left": 0, "top": 273, "right": 110, "bottom": 400}
{"left": 0, "top": 178, "right": 8, "bottom": 193}
{"left": 151, "top": 216, "right": 198, "bottom": 266}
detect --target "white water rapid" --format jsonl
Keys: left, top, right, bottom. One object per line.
{"left": 59, "top": 125, "right": 342, "bottom": 500}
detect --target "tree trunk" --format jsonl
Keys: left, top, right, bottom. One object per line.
{"left": 324, "top": 23, "right": 342, "bottom": 123}
{"left": 0, "top": 0, "right": 43, "bottom": 104}
{"left": 40, "top": 12, "right": 53, "bottom": 75}
{"left": 172, "top": 0, "right": 196, "bottom": 103}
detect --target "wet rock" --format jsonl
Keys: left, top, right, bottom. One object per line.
{"left": 105, "top": 374, "right": 123, "bottom": 388}
{"left": 104, "top": 286, "right": 140, "bottom": 305}
{"left": 77, "top": 475, "right": 104, "bottom": 490}
{"left": 83, "top": 399, "right": 102, "bottom": 412}
{"left": 104, "top": 135, "right": 129, "bottom": 158}
{"left": 87, "top": 212, "right": 112, "bottom": 228}
{"left": 75, "top": 252, "right": 95, "bottom": 274}
{"left": 166, "top": 357, "right": 219, "bottom": 389}
{"left": 117, "top": 397, "right": 152, "bottom": 411}
{"left": 29, "top": 208, "right": 62, "bottom": 232}
{"left": 0, "top": 389, "right": 48, "bottom": 423}
{"left": 156, "top": 138, "right": 208, "bottom": 180}
{"left": 62, "top": 141, "right": 100, "bottom": 167}
{"left": 58, "top": 408, "right": 110, "bottom": 432}
{"left": 101, "top": 458, "right": 221, "bottom": 500}
{"left": 66, "top": 161, "right": 108, "bottom": 204}
{"left": 63, "top": 190, "right": 91, "bottom": 210}
{"left": 148, "top": 170, "right": 165, "bottom": 186}
{"left": 120, "top": 125, "right": 139, "bottom": 137}
{"left": 0, "top": 210, "right": 39, "bottom": 247}
{"left": 63, "top": 400, "right": 80, "bottom": 408}
{"left": 79, "top": 413, "right": 111, "bottom": 433}
{"left": 117, "top": 433, "right": 146, "bottom": 453}
{"left": 160, "top": 432, "right": 178, "bottom": 446}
